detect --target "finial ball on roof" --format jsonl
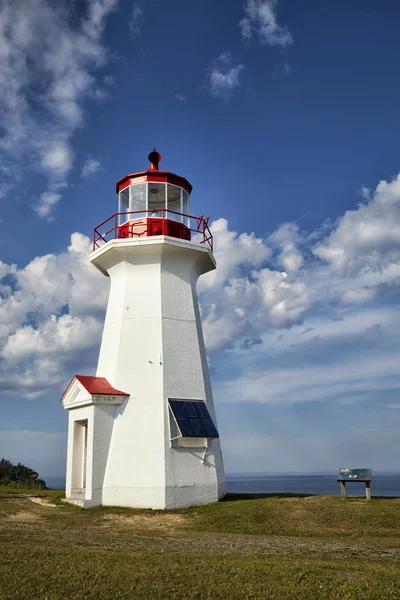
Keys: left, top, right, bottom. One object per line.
{"left": 148, "top": 148, "right": 162, "bottom": 171}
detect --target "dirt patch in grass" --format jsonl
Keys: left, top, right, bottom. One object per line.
{"left": 28, "top": 497, "right": 58, "bottom": 508}
{"left": 7, "top": 510, "right": 41, "bottom": 523}
{"left": 102, "top": 512, "right": 188, "bottom": 532}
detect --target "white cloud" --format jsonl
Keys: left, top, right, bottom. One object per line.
{"left": 3, "top": 314, "right": 101, "bottom": 362}
{"left": 81, "top": 157, "right": 103, "bottom": 179}
{"left": 207, "top": 52, "right": 244, "bottom": 101}
{"left": 341, "top": 287, "right": 376, "bottom": 304}
{"left": 40, "top": 141, "right": 73, "bottom": 178}
{"left": 0, "top": 0, "right": 117, "bottom": 217}
{"left": 314, "top": 174, "right": 400, "bottom": 275}
{"left": 199, "top": 219, "right": 311, "bottom": 352}
{"left": 35, "top": 192, "right": 62, "bottom": 219}
{"left": 268, "top": 222, "right": 304, "bottom": 272}
{"left": 129, "top": 0, "right": 145, "bottom": 37}
{"left": 199, "top": 218, "right": 271, "bottom": 292}
{"left": 239, "top": 0, "right": 293, "bottom": 47}
{"left": 0, "top": 232, "right": 109, "bottom": 398}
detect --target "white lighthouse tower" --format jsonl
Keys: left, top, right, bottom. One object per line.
{"left": 60, "top": 150, "right": 226, "bottom": 509}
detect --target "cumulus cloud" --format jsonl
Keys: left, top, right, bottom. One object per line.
{"left": 35, "top": 192, "right": 62, "bottom": 219}
{"left": 81, "top": 158, "right": 103, "bottom": 179}
{"left": 0, "top": 233, "right": 109, "bottom": 398}
{"left": 314, "top": 174, "right": 400, "bottom": 275}
{"left": 268, "top": 222, "right": 304, "bottom": 272}
{"left": 199, "top": 219, "right": 311, "bottom": 352}
{"left": 341, "top": 287, "right": 376, "bottom": 304}
{"left": 239, "top": 0, "right": 293, "bottom": 47}
{"left": 0, "top": 0, "right": 117, "bottom": 218}
{"left": 207, "top": 52, "right": 244, "bottom": 101}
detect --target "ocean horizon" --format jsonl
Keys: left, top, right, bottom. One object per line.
{"left": 44, "top": 472, "right": 400, "bottom": 497}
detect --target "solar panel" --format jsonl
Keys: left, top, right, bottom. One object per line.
{"left": 169, "top": 400, "right": 187, "bottom": 418}
{"left": 169, "top": 399, "right": 219, "bottom": 438}
{"left": 176, "top": 418, "right": 195, "bottom": 437}
{"left": 194, "top": 402, "right": 210, "bottom": 419}
{"left": 190, "top": 418, "right": 207, "bottom": 437}
{"left": 185, "top": 402, "right": 198, "bottom": 419}
{"left": 201, "top": 419, "right": 219, "bottom": 438}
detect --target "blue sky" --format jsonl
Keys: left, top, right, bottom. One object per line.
{"left": 1, "top": 0, "right": 400, "bottom": 479}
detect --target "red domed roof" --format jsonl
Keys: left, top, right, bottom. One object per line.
{"left": 116, "top": 149, "right": 192, "bottom": 194}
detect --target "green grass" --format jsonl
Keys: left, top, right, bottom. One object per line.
{"left": 1, "top": 489, "right": 400, "bottom": 599}
{"left": 184, "top": 493, "right": 400, "bottom": 538}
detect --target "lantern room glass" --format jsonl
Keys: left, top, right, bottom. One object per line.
{"left": 118, "top": 188, "right": 130, "bottom": 224}
{"left": 167, "top": 184, "right": 182, "bottom": 222}
{"left": 130, "top": 183, "right": 146, "bottom": 214}
{"left": 183, "top": 190, "right": 190, "bottom": 226}
{"left": 148, "top": 183, "right": 166, "bottom": 216}
{"left": 118, "top": 182, "right": 191, "bottom": 224}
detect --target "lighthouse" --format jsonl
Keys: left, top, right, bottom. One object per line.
{"left": 60, "top": 150, "right": 226, "bottom": 509}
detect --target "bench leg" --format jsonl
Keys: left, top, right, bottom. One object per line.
{"left": 365, "top": 482, "right": 371, "bottom": 500}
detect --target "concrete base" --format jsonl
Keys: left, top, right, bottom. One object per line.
{"left": 62, "top": 494, "right": 99, "bottom": 509}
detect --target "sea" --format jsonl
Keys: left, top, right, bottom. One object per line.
{"left": 45, "top": 473, "right": 400, "bottom": 497}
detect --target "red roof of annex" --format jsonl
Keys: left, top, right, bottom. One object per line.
{"left": 60, "top": 375, "right": 129, "bottom": 403}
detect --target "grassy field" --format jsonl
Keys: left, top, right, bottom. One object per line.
{"left": 1, "top": 489, "right": 400, "bottom": 599}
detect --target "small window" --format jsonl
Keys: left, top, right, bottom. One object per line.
{"left": 148, "top": 183, "right": 166, "bottom": 216}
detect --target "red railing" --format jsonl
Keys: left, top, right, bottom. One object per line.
{"left": 93, "top": 210, "right": 213, "bottom": 252}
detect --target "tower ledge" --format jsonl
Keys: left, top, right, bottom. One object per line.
{"left": 89, "top": 235, "right": 216, "bottom": 277}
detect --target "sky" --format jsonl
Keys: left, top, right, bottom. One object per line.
{"left": 1, "top": 0, "right": 400, "bottom": 479}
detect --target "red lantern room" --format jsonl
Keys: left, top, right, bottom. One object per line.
{"left": 93, "top": 149, "right": 213, "bottom": 251}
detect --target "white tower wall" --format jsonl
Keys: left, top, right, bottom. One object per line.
{"left": 90, "top": 236, "right": 226, "bottom": 509}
